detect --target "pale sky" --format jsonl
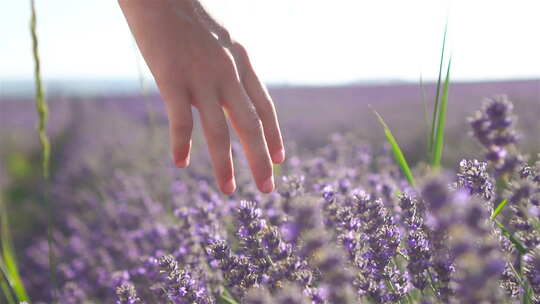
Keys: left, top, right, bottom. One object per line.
{"left": 1, "top": 0, "right": 539, "bottom": 85}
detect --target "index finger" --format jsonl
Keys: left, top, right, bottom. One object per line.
{"left": 220, "top": 80, "right": 274, "bottom": 193}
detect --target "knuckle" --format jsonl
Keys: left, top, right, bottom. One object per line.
{"left": 215, "top": 50, "right": 237, "bottom": 74}
{"left": 231, "top": 42, "right": 249, "bottom": 59}
{"left": 170, "top": 121, "right": 192, "bottom": 137}
{"left": 244, "top": 112, "right": 264, "bottom": 138}
{"left": 206, "top": 122, "right": 230, "bottom": 142}
{"left": 256, "top": 100, "right": 274, "bottom": 121}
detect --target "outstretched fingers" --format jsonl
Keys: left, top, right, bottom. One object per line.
{"left": 164, "top": 90, "right": 193, "bottom": 168}
{"left": 238, "top": 50, "right": 285, "bottom": 164}
{"left": 195, "top": 94, "right": 236, "bottom": 194}
{"left": 221, "top": 80, "right": 274, "bottom": 193}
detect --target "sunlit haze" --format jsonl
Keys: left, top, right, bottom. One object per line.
{"left": 1, "top": 0, "right": 539, "bottom": 85}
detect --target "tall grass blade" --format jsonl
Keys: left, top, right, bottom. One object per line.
{"left": 491, "top": 199, "right": 508, "bottom": 219}
{"left": 273, "top": 164, "right": 282, "bottom": 180}
{"left": 0, "top": 199, "right": 30, "bottom": 302}
{"left": 371, "top": 107, "right": 416, "bottom": 187}
{"left": 30, "top": 0, "right": 50, "bottom": 180}
{"left": 30, "top": 0, "right": 57, "bottom": 301}
{"left": 428, "top": 22, "right": 448, "bottom": 160}
{"left": 0, "top": 261, "right": 17, "bottom": 304}
{"left": 219, "top": 289, "right": 239, "bottom": 304}
{"left": 494, "top": 219, "right": 526, "bottom": 254}
{"left": 431, "top": 57, "right": 452, "bottom": 169}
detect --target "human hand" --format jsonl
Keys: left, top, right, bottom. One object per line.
{"left": 119, "top": 0, "right": 284, "bottom": 194}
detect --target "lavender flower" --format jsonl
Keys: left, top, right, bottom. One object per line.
{"left": 399, "top": 194, "right": 431, "bottom": 291}
{"left": 352, "top": 191, "right": 404, "bottom": 302}
{"left": 116, "top": 283, "right": 143, "bottom": 304}
{"left": 469, "top": 95, "right": 521, "bottom": 175}
{"left": 156, "top": 254, "right": 213, "bottom": 303}
{"left": 455, "top": 159, "right": 495, "bottom": 202}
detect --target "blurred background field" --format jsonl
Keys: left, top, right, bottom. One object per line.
{"left": 1, "top": 76, "right": 539, "bottom": 301}
{"left": 2, "top": 79, "right": 538, "bottom": 244}
{"left": 1, "top": 0, "right": 540, "bottom": 302}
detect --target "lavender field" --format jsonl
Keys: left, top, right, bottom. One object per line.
{"left": 1, "top": 79, "right": 540, "bottom": 303}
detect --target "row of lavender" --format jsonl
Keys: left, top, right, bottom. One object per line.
{"left": 1, "top": 94, "right": 538, "bottom": 303}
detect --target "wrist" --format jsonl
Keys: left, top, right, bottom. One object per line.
{"left": 119, "top": 0, "right": 199, "bottom": 24}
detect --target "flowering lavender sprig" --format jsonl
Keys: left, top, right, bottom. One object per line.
{"left": 421, "top": 178, "right": 455, "bottom": 302}
{"left": 422, "top": 175, "right": 507, "bottom": 303}
{"left": 524, "top": 246, "right": 540, "bottom": 301}
{"left": 448, "top": 196, "right": 506, "bottom": 303}
{"left": 284, "top": 193, "right": 355, "bottom": 304}
{"left": 156, "top": 254, "right": 213, "bottom": 304}
{"left": 116, "top": 283, "right": 143, "bottom": 304}
{"left": 454, "top": 159, "right": 495, "bottom": 202}
{"left": 399, "top": 194, "right": 431, "bottom": 291}
{"left": 507, "top": 178, "right": 540, "bottom": 249}
{"left": 469, "top": 95, "right": 521, "bottom": 176}
{"left": 352, "top": 191, "right": 405, "bottom": 302}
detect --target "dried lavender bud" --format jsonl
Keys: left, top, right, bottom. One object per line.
{"left": 399, "top": 194, "right": 431, "bottom": 291}
{"left": 421, "top": 177, "right": 455, "bottom": 301}
{"left": 157, "top": 254, "right": 213, "bottom": 303}
{"left": 455, "top": 159, "right": 495, "bottom": 202}
{"left": 116, "top": 283, "right": 142, "bottom": 304}
{"left": 287, "top": 198, "right": 354, "bottom": 303}
{"left": 524, "top": 247, "right": 540, "bottom": 295}
{"left": 469, "top": 95, "right": 521, "bottom": 175}
{"left": 508, "top": 180, "right": 540, "bottom": 249}
{"left": 351, "top": 191, "right": 405, "bottom": 302}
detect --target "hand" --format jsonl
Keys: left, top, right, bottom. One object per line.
{"left": 119, "top": 0, "right": 284, "bottom": 194}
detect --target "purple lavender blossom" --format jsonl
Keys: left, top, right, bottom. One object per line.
{"left": 116, "top": 283, "right": 143, "bottom": 304}
{"left": 455, "top": 159, "right": 495, "bottom": 202}
{"left": 399, "top": 194, "right": 431, "bottom": 290}
{"left": 469, "top": 95, "right": 521, "bottom": 176}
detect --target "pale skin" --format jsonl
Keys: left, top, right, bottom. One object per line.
{"left": 118, "top": 0, "right": 284, "bottom": 194}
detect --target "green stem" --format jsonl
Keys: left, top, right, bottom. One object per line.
{"left": 429, "top": 22, "right": 448, "bottom": 159}
{"left": 30, "top": 0, "right": 57, "bottom": 301}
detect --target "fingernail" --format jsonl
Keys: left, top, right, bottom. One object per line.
{"left": 272, "top": 149, "right": 285, "bottom": 163}
{"left": 176, "top": 157, "right": 189, "bottom": 168}
{"left": 223, "top": 179, "right": 236, "bottom": 194}
{"left": 261, "top": 176, "right": 274, "bottom": 193}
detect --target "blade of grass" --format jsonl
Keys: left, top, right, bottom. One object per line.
{"left": 219, "top": 289, "right": 239, "bottom": 304}
{"left": 371, "top": 106, "right": 416, "bottom": 187}
{"left": 494, "top": 219, "right": 526, "bottom": 254}
{"left": 30, "top": 0, "right": 50, "bottom": 180}
{"left": 273, "top": 163, "right": 282, "bottom": 180}
{"left": 431, "top": 57, "right": 452, "bottom": 169}
{"left": 428, "top": 22, "right": 448, "bottom": 159}
{"left": 0, "top": 200, "right": 29, "bottom": 302}
{"left": 0, "top": 261, "right": 16, "bottom": 304}
{"left": 30, "top": 0, "right": 57, "bottom": 301}
{"left": 491, "top": 199, "right": 508, "bottom": 219}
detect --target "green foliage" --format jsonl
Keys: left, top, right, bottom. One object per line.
{"left": 491, "top": 199, "right": 508, "bottom": 219}
{"left": 6, "top": 154, "right": 32, "bottom": 179}
{"left": 273, "top": 163, "right": 282, "bottom": 180}
{"left": 0, "top": 199, "right": 30, "bottom": 302}
{"left": 30, "top": 0, "right": 50, "bottom": 180}
{"left": 0, "top": 260, "right": 17, "bottom": 304}
{"left": 493, "top": 219, "right": 526, "bottom": 254}
{"left": 219, "top": 289, "right": 240, "bottom": 304}
{"left": 371, "top": 108, "right": 416, "bottom": 188}
{"left": 431, "top": 58, "right": 452, "bottom": 169}
{"left": 428, "top": 22, "right": 448, "bottom": 160}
